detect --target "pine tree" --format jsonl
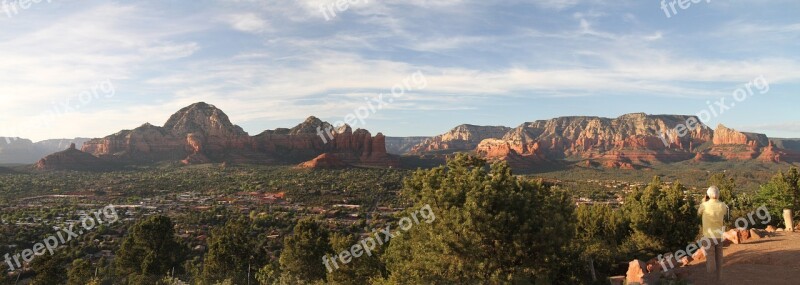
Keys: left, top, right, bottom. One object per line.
{"left": 622, "top": 177, "right": 697, "bottom": 258}
{"left": 279, "top": 218, "right": 331, "bottom": 283}
{"left": 202, "top": 218, "right": 255, "bottom": 284}
{"left": 382, "top": 153, "right": 578, "bottom": 284}
{"left": 67, "top": 258, "right": 93, "bottom": 285}
{"left": 115, "top": 215, "right": 184, "bottom": 282}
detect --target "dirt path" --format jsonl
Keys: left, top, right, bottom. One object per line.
{"left": 682, "top": 231, "right": 800, "bottom": 284}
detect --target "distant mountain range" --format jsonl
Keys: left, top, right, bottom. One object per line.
{"left": 18, "top": 102, "right": 800, "bottom": 171}
{"left": 409, "top": 113, "right": 800, "bottom": 170}
{"left": 0, "top": 138, "right": 91, "bottom": 164}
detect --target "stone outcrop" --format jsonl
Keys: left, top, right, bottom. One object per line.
{"left": 80, "top": 103, "right": 399, "bottom": 168}
{"left": 712, "top": 124, "right": 768, "bottom": 147}
{"left": 252, "top": 117, "right": 399, "bottom": 167}
{"left": 299, "top": 153, "right": 349, "bottom": 169}
{"left": 35, "top": 143, "right": 111, "bottom": 171}
{"left": 410, "top": 124, "right": 511, "bottom": 154}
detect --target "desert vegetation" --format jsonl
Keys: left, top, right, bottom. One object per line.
{"left": 0, "top": 154, "right": 796, "bottom": 284}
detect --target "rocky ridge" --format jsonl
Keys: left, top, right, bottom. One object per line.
{"left": 472, "top": 113, "right": 798, "bottom": 169}
{"left": 409, "top": 124, "right": 511, "bottom": 154}
{"left": 80, "top": 102, "right": 399, "bottom": 168}
{"left": 36, "top": 143, "right": 111, "bottom": 171}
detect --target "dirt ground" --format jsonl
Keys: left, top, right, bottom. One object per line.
{"left": 681, "top": 231, "right": 800, "bottom": 284}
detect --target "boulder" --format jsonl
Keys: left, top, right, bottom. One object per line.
{"left": 737, "top": 228, "right": 751, "bottom": 242}
{"left": 723, "top": 229, "right": 741, "bottom": 244}
{"left": 692, "top": 247, "right": 706, "bottom": 262}
{"left": 626, "top": 260, "right": 647, "bottom": 284}
{"left": 766, "top": 225, "right": 777, "bottom": 233}
{"left": 750, "top": 228, "right": 763, "bottom": 239}
{"left": 646, "top": 258, "right": 662, "bottom": 273}
{"left": 650, "top": 254, "right": 681, "bottom": 272}
{"left": 678, "top": 255, "right": 692, "bottom": 267}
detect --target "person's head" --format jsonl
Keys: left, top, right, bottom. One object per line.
{"left": 707, "top": 186, "right": 720, "bottom": 200}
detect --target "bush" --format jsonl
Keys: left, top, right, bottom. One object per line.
{"left": 622, "top": 177, "right": 698, "bottom": 258}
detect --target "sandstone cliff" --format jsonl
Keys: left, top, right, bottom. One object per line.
{"left": 81, "top": 103, "right": 399, "bottom": 168}
{"left": 409, "top": 124, "right": 511, "bottom": 154}
{"left": 476, "top": 113, "right": 714, "bottom": 169}
{"left": 712, "top": 124, "right": 768, "bottom": 147}
{"left": 474, "top": 114, "right": 800, "bottom": 169}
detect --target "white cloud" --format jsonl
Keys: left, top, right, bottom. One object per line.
{"left": 224, "top": 13, "right": 269, "bottom": 33}
{"left": 139, "top": 42, "right": 200, "bottom": 60}
{"left": 1, "top": 0, "right": 798, "bottom": 141}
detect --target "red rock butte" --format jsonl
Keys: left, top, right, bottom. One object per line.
{"left": 75, "top": 102, "right": 399, "bottom": 168}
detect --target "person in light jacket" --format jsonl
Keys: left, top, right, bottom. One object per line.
{"left": 698, "top": 186, "right": 728, "bottom": 284}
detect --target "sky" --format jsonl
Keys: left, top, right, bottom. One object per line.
{"left": 0, "top": 0, "right": 798, "bottom": 141}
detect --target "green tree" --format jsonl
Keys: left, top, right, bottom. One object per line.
{"left": 382, "top": 153, "right": 578, "bottom": 284}
{"left": 756, "top": 167, "right": 800, "bottom": 226}
{"left": 31, "top": 253, "right": 67, "bottom": 285}
{"left": 67, "top": 258, "right": 93, "bottom": 285}
{"left": 255, "top": 262, "right": 281, "bottom": 285}
{"left": 279, "top": 218, "right": 331, "bottom": 284}
{"left": 709, "top": 173, "right": 759, "bottom": 228}
{"left": 115, "top": 215, "right": 185, "bottom": 283}
{"left": 202, "top": 218, "right": 256, "bottom": 284}
{"left": 575, "top": 204, "right": 629, "bottom": 282}
{"left": 326, "top": 233, "right": 383, "bottom": 285}
{"left": 622, "top": 177, "right": 698, "bottom": 258}
{"left": 708, "top": 173, "right": 737, "bottom": 202}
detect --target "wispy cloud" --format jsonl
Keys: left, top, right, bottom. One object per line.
{"left": 0, "top": 0, "right": 799, "bottom": 140}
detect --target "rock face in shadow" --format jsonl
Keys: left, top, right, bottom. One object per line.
{"left": 35, "top": 143, "right": 111, "bottom": 171}
{"left": 410, "top": 124, "right": 511, "bottom": 154}
{"left": 79, "top": 102, "right": 400, "bottom": 168}
{"left": 384, "top": 136, "right": 430, "bottom": 155}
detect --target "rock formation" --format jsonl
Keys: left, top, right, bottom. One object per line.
{"left": 712, "top": 124, "right": 768, "bottom": 147}
{"left": 473, "top": 113, "right": 800, "bottom": 169}
{"left": 80, "top": 102, "right": 399, "bottom": 168}
{"left": 252, "top": 116, "right": 399, "bottom": 167}
{"left": 35, "top": 143, "right": 111, "bottom": 171}
{"left": 298, "top": 153, "right": 349, "bottom": 169}
{"left": 410, "top": 124, "right": 511, "bottom": 154}
{"left": 476, "top": 113, "right": 713, "bottom": 169}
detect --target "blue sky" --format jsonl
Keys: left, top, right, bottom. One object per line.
{"left": 0, "top": 0, "right": 798, "bottom": 141}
